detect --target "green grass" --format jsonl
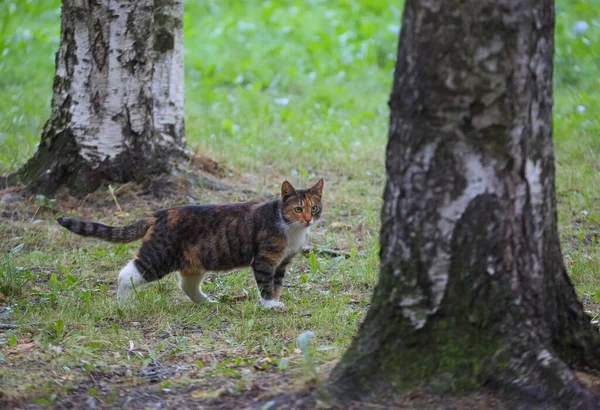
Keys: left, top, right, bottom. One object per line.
{"left": 1, "top": 0, "right": 600, "bottom": 406}
{"left": 554, "top": 2, "right": 600, "bottom": 298}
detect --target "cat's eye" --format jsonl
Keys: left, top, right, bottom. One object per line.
{"left": 293, "top": 207, "right": 303, "bottom": 213}
{"left": 311, "top": 206, "right": 319, "bottom": 214}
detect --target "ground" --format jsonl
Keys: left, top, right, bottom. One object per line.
{"left": 1, "top": 0, "right": 600, "bottom": 409}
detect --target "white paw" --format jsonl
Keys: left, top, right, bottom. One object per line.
{"left": 200, "top": 295, "right": 218, "bottom": 303}
{"left": 260, "top": 297, "right": 285, "bottom": 309}
{"left": 117, "top": 261, "right": 145, "bottom": 299}
{"left": 116, "top": 283, "right": 133, "bottom": 299}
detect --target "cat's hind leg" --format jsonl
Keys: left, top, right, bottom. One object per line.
{"left": 117, "top": 260, "right": 149, "bottom": 299}
{"left": 178, "top": 270, "right": 217, "bottom": 304}
{"left": 118, "top": 234, "right": 174, "bottom": 300}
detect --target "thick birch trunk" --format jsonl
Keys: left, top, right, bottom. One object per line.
{"left": 328, "top": 0, "right": 600, "bottom": 408}
{"left": 20, "top": 0, "right": 185, "bottom": 195}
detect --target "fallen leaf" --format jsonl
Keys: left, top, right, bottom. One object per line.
{"left": 232, "top": 295, "right": 248, "bottom": 301}
{"left": 402, "top": 390, "right": 426, "bottom": 401}
{"left": 191, "top": 154, "right": 221, "bottom": 175}
{"left": 189, "top": 388, "right": 225, "bottom": 400}
{"left": 329, "top": 222, "right": 352, "bottom": 230}
{"left": 8, "top": 342, "right": 37, "bottom": 354}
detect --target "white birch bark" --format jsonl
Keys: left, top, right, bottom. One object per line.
{"left": 152, "top": 0, "right": 185, "bottom": 147}
{"left": 21, "top": 0, "right": 185, "bottom": 194}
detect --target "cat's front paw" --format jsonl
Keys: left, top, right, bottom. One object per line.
{"left": 260, "top": 297, "right": 285, "bottom": 309}
{"left": 197, "top": 293, "right": 218, "bottom": 304}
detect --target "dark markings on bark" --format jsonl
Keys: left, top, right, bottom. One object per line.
{"left": 154, "top": 28, "right": 174, "bottom": 53}
{"left": 92, "top": 20, "right": 107, "bottom": 70}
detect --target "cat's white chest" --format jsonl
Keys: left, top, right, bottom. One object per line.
{"left": 285, "top": 226, "right": 308, "bottom": 256}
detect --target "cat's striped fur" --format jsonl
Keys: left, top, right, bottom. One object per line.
{"left": 56, "top": 216, "right": 156, "bottom": 243}
{"left": 57, "top": 179, "right": 324, "bottom": 308}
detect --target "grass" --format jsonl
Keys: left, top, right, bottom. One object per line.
{"left": 0, "top": 0, "right": 600, "bottom": 407}
{"left": 554, "top": 2, "right": 600, "bottom": 299}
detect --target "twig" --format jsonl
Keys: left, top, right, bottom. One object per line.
{"left": 208, "top": 331, "right": 228, "bottom": 342}
{"left": 348, "top": 400, "right": 390, "bottom": 409}
{"left": 108, "top": 184, "right": 123, "bottom": 212}
{"left": 17, "top": 321, "right": 52, "bottom": 328}
{"left": 29, "top": 206, "right": 40, "bottom": 223}
{"left": 113, "top": 182, "right": 131, "bottom": 195}
{"left": 212, "top": 270, "right": 242, "bottom": 278}
{"left": 0, "top": 323, "right": 18, "bottom": 329}
{"left": 301, "top": 247, "right": 351, "bottom": 259}
{"left": 138, "top": 369, "right": 176, "bottom": 380}
{"left": 200, "top": 176, "right": 232, "bottom": 191}
{"left": 77, "top": 193, "right": 90, "bottom": 209}
{"left": 104, "top": 183, "right": 131, "bottom": 200}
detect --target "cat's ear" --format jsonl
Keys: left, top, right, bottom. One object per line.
{"left": 281, "top": 180, "right": 297, "bottom": 198}
{"left": 309, "top": 179, "right": 324, "bottom": 196}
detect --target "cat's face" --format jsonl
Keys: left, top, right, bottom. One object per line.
{"left": 280, "top": 179, "right": 324, "bottom": 228}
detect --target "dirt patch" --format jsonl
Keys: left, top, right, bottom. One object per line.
{"left": 0, "top": 162, "right": 253, "bottom": 224}
{"left": 1, "top": 359, "right": 509, "bottom": 410}
{"left": 0, "top": 360, "right": 314, "bottom": 410}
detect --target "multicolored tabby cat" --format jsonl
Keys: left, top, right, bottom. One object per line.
{"left": 56, "top": 179, "right": 324, "bottom": 309}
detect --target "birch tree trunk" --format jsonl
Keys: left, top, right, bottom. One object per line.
{"left": 19, "top": 0, "right": 185, "bottom": 195}
{"left": 328, "top": 0, "right": 600, "bottom": 408}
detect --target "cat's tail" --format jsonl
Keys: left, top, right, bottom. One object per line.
{"left": 56, "top": 216, "right": 155, "bottom": 243}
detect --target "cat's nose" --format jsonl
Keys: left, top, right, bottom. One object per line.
{"left": 303, "top": 216, "right": 312, "bottom": 223}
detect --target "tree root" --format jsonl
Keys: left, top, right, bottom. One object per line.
{"left": 491, "top": 341, "right": 600, "bottom": 409}
{"left": 327, "top": 328, "right": 600, "bottom": 409}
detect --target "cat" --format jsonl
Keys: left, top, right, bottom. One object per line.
{"left": 56, "top": 179, "right": 324, "bottom": 309}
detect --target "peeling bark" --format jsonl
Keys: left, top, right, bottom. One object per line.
{"left": 18, "top": 0, "right": 185, "bottom": 195}
{"left": 327, "top": 0, "right": 600, "bottom": 408}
